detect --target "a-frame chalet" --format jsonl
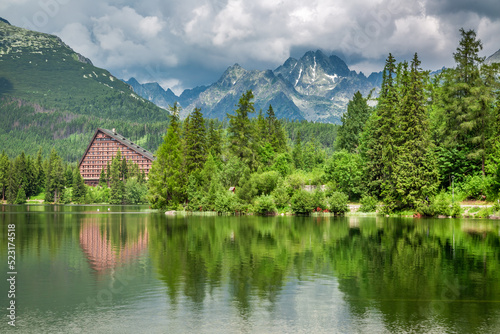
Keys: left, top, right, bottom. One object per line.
{"left": 79, "top": 128, "right": 155, "bottom": 186}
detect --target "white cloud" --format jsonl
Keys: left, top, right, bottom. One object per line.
{"left": 2, "top": 0, "right": 499, "bottom": 90}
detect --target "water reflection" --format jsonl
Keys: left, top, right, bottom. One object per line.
{"left": 79, "top": 218, "right": 149, "bottom": 273}
{"left": 1, "top": 206, "right": 500, "bottom": 333}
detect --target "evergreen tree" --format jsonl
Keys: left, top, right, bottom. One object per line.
{"left": 393, "top": 53, "right": 439, "bottom": 208}
{"left": 336, "top": 91, "right": 372, "bottom": 153}
{"left": 362, "top": 53, "right": 398, "bottom": 200}
{"left": 35, "top": 147, "right": 45, "bottom": 193}
{"left": 148, "top": 102, "right": 186, "bottom": 209}
{"left": 72, "top": 168, "right": 87, "bottom": 203}
{"left": 109, "top": 155, "right": 124, "bottom": 204}
{"left": 207, "top": 119, "right": 222, "bottom": 158}
{"left": 15, "top": 186, "right": 26, "bottom": 204}
{"left": 6, "top": 162, "right": 18, "bottom": 204}
{"left": 292, "top": 130, "right": 303, "bottom": 170}
{"left": 44, "top": 149, "right": 65, "bottom": 203}
{"left": 266, "top": 104, "right": 287, "bottom": 153}
{"left": 0, "top": 152, "right": 9, "bottom": 200}
{"left": 227, "top": 90, "right": 256, "bottom": 166}
{"left": 98, "top": 168, "right": 107, "bottom": 187}
{"left": 121, "top": 156, "right": 129, "bottom": 181}
{"left": 106, "top": 161, "right": 111, "bottom": 186}
{"left": 184, "top": 107, "right": 207, "bottom": 174}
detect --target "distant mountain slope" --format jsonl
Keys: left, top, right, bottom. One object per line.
{"left": 128, "top": 50, "right": 382, "bottom": 123}
{"left": 125, "top": 77, "right": 178, "bottom": 110}
{"left": 0, "top": 19, "right": 168, "bottom": 160}
{"left": 485, "top": 49, "right": 500, "bottom": 65}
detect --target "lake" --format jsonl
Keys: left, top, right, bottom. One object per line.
{"left": 1, "top": 205, "right": 500, "bottom": 333}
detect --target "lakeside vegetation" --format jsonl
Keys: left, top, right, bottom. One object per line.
{"left": 1, "top": 28, "right": 499, "bottom": 218}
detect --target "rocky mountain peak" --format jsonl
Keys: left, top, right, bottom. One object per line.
{"left": 485, "top": 49, "right": 500, "bottom": 65}
{"left": 217, "top": 63, "right": 247, "bottom": 87}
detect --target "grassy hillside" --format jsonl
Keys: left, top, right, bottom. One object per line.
{"left": 0, "top": 20, "right": 169, "bottom": 160}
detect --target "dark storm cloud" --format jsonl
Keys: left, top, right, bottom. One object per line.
{"left": 426, "top": 0, "right": 500, "bottom": 20}
{"left": 1, "top": 0, "right": 499, "bottom": 92}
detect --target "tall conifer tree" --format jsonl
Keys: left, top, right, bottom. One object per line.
{"left": 148, "top": 102, "right": 186, "bottom": 209}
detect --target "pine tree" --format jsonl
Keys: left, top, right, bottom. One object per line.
{"left": 109, "top": 155, "right": 124, "bottom": 204}
{"left": 0, "top": 152, "right": 9, "bottom": 201}
{"left": 184, "top": 107, "right": 207, "bottom": 174}
{"left": 6, "top": 162, "right": 18, "bottom": 204}
{"left": 44, "top": 149, "right": 65, "bottom": 203}
{"left": 98, "top": 168, "right": 107, "bottom": 187}
{"left": 207, "top": 119, "right": 222, "bottom": 158}
{"left": 72, "top": 168, "right": 87, "bottom": 203}
{"left": 227, "top": 90, "right": 256, "bottom": 166}
{"left": 336, "top": 91, "right": 372, "bottom": 153}
{"left": 362, "top": 53, "right": 398, "bottom": 201}
{"left": 266, "top": 105, "right": 287, "bottom": 153}
{"left": 35, "top": 147, "right": 45, "bottom": 193}
{"left": 393, "top": 53, "right": 439, "bottom": 208}
{"left": 292, "top": 131, "right": 303, "bottom": 170}
{"left": 148, "top": 102, "right": 186, "bottom": 209}
{"left": 15, "top": 186, "right": 26, "bottom": 204}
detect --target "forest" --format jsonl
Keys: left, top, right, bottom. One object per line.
{"left": 2, "top": 28, "right": 500, "bottom": 217}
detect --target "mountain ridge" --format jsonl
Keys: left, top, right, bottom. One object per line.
{"left": 127, "top": 49, "right": 383, "bottom": 123}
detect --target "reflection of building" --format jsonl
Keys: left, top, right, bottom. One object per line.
{"left": 79, "top": 219, "right": 149, "bottom": 272}
{"left": 79, "top": 128, "right": 155, "bottom": 186}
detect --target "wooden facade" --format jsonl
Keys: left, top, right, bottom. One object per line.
{"left": 79, "top": 128, "right": 155, "bottom": 186}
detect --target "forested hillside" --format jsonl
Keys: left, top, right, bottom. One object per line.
{"left": 0, "top": 19, "right": 169, "bottom": 160}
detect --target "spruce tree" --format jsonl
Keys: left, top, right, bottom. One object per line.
{"left": 184, "top": 107, "right": 207, "bottom": 174}
{"left": 0, "top": 152, "right": 9, "bottom": 201}
{"left": 393, "top": 53, "right": 439, "bottom": 208}
{"left": 292, "top": 131, "right": 303, "bottom": 170}
{"left": 266, "top": 105, "right": 287, "bottom": 153}
{"left": 207, "top": 119, "right": 222, "bottom": 158}
{"left": 362, "top": 53, "right": 398, "bottom": 202}
{"left": 98, "top": 168, "right": 107, "bottom": 187}
{"left": 227, "top": 90, "right": 256, "bottom": 166}
{"left": 6, "top": 162, "right": 18, "bottom": 204}
{"left": 44, "top": 149, "right": 65, "bottom": 203}
{"left": 148, "top": 102, "right": 186, "bottom": 209}
{"left": 109, "top": 155, "right": 124, "bottom": 204}
{"left": 35, "top": 147, "right": 45, "bottom": 193}
{"left": 72, "top": 168, "right": 87, "bottom": 203}
{"left": 336, "top": 91, "right": 372, "bottom": 153}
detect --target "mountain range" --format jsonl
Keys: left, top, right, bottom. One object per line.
{"left": 126, "top": 50, "right": 383, "bottom": 123}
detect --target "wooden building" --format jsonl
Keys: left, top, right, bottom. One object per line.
{"left": 79, "top": 128, "right": 155, "bottom": 186}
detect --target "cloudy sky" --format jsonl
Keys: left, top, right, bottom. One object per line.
{"left": 2, "top": 0, "right": 500, "bottom": 94}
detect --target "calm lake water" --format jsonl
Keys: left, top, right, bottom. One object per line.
{"left": 1, "top": 205, "right": 500, "bottom": 333}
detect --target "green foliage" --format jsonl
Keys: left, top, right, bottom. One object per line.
{"left": 328, "top": 192, "right": 349, "bottom": 215}
{"left": 459, "top": 175, "right": 492, "bottom": 200}
{"left": 253, "top": 195, "right": 277, "bottom": 215}
{"left": 290, "top": 189, "right": 314, "bottom": 214}
{"left": 148, "top": 103, "right": 186, "bottom": 209}
{"left": 432, "top": 192, "right": 451, "bottom": 216}
{"left": 184, "top": 107, "right": 207, "bottom": 174}
{"left": 72, "top": 168, "right": 86, "bottom": 203}
{"left": 359, "top": 195, "right": 378, "bottom": 213}
{"left": 311, "top": 188, "right": 327, "bottom": 211}
{"left": 44, "top": 149, "right": 65, "bottom": 203}
{"left": 271, "top": 180, "right": 290, "bottom": 209}
{"left": 271, "top": 153, "right": 293, "bottom": 177}
{"left": 14, "top": 186, "right": 26, "bottom": 204}
{"left": 476, "top": 207, "right": 492, "bottom": 218}
{"left": 324, "top": 150, "right": 363, "bottom": 200}
{"left": 125, "top": 177, "right": 148, "bottom": 204}
{"left": 450, "top": 202, "right": 463, "bottom": 217}
{"left": 336, "top": 91, "right": 372, "bottom": 152}
{"left": 227, "top": 90, "right": 256, "bottom": 167}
